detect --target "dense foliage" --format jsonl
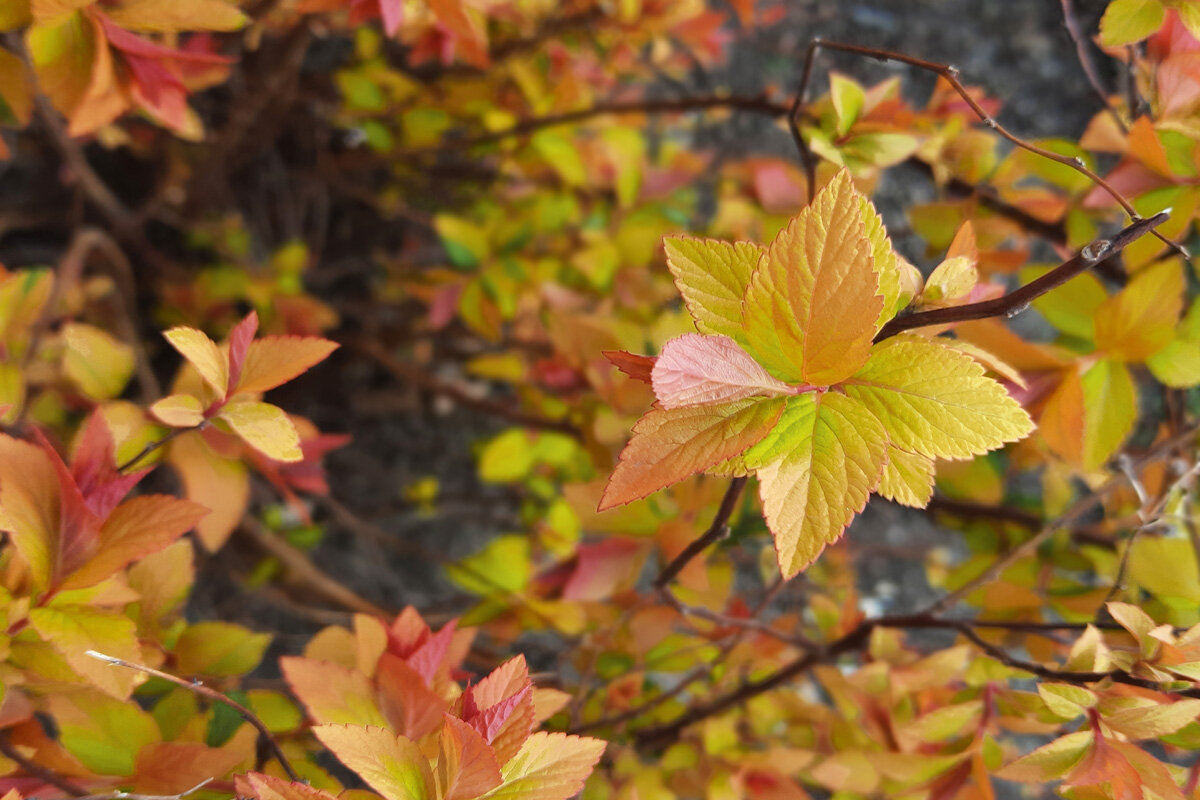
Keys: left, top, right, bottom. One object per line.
{"left": 1, "top": 0, "right": 1200, "bottom": 798}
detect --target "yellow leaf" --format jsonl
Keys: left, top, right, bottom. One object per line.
{"left": 1129, "top": 536, "right": 1200, "bottom": 601}
{"left": 1094, "top": 258, "right": 1183, "bottom": 362}
{"left": 859, "top": 193, "right": 902, "bottom": 330}
{"left": 479, "top": 732, "right": 606, "bottom": 800}
{"left": 102, "top": 0, "right": 246, "bottom": 32}
{"left": 0, "top": 48, "right": 32, "bottom": 122}
{"left": 843, "top": 335, "right": 1033, "bottom": 460}
{"left": 745, "top": 392, "right": 887, "bottom": 577}
{"left": 61, "top": 495, "right": 208, "bottom": 590}
{"left": 218, "top": 401, "right": 302, "bottom": 462}
{"left": 599, "top": 398, "right": 785, "bottom": 510}
{"left": 30, "top": 0, "right": 91, "bottom": 24}
{"left": 150, "top": 394, "right": 206, "bottom": 427}
{"left": 1146, "top": 338, "right": 1200, "bottom": 387}
{"left": 1102, "top": 699, "right": 1200, "bottom": 739}
{"left": 164, "top": 326, "right": 228, "bottom": 397}
{"left": 878, "top": 445, "right": 934, "bottom": 508}
{"left": 1079, "top": 358, "right": 1137, "bottom": 470}
{"left": 663, "top": 236, "right": 762, "bottom": 343}
{"left": 62, "top": 323, "right": 135, "bottom": 400}
{"left": 742, "top": 170, "right": 883, "bottom": 385}
{"left": 313, "top": 725, "right": 435, "bottom": 800}
{"left": 29, "top": 605, "right": 141, "bottom": 698}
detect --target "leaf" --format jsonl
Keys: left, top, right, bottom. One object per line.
{"left": 175, "top": 621, "right": 271, "bottom": 676}
{"left": 996, "top": 731, "right": 1093, "bottom": 782}
{"left": 1038, "top": 684, "right": 1096, "bottom": 720}
{"left": 62, "top": 323, "right": 135, "bottom": 400}
{"left": 651, "top": 334, "right": 797, "bottom": 408}
{"left": 29, "top": 605, "right": 141, "bottom": 698}
{"left": 167, "top": 431, "right": 249, "bottom": 551}
{"left": 376, "top": 653, "right": 448, "bottom": 740}
{"left": 48, "top": 689, "right": 160, "bottom": 776}
{"left": 438, "top": 715, "right": 502, "bottom": 800}
{"left": 101, "top": 0, "right": 247, "bottom": 32}
{"left": 598, "top": 398, "right": 785, "bottom": 510}
{"left": 1094, "top": 258, "right": 1183, "bottom": 361}
{"left": 60, "top": 494, "right": 208, "bottom": 590}
{"left": 150, "top": 394, "right": 206, "bottom": 427}
{"left": 225, "top": 311, "right": 259, "bottom": 391}
{"left": 858, "top": 192, "right": 903, "bottom": 329}
{"left": 829, "top": 72, "right": 864, "bottom": 137}
{"left": 663, "top": 236, "right": 762, "bottom": 342}
{"left": 843, "top": 334, "right": 1033, "bottom": 460}
{"left": 921, "top": 256, "right": 976, "bottom": 306}
{"left": 217, "top": 401, "right": 302, "bottom": 462}
{"left": 281, "top": 657, "right": 388, "bottom": 727}
{"left": 314, "top": 725, "right": 435, "bottom": 800}
{"left": 1103, "top": 699, "right": 1200, "bottom": 739}
{"left": 741, "top": 170, "right": 882, "bottom": 385}
{"left": 463, "top": 656, "right": 534, "bottom": 766}
{"left": 602, "top": 350, "right": 655, "bottom": 383}
{"left": 235, "top": 773, "right": 342, "bottom": 800}
{"left": 478, "top": 732, "right": 605, "bottom": 800}
{"left": 744, "top": 392, "right": 887, "bottom": 577}
{"left": 164, "top": 326, "right": 228, "bottom": 397}
{"left": 877, "top": 445, "right": 934, "bottom": 508}
{"left": 133, "top": 741, "right": 245, "bottom": 795}
{"left": 233, "top": 336, "right": 339, "bottom": 396}
{"left": 1099, "top": 0, "right": 1165, "bottom": 46}
{"left": 0, "top": 433, "right": 64, "bottom": 589}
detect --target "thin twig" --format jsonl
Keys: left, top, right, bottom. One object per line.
{"left": 117, "top": 424, "right": 205, "bottom": 473}
{"left": 71, "top": 778, "right": 215, "bottom": 800}
{"left": 874, "top": 211, "right": 1169, "bottom": 341}
{"left": 792, "top": 39, "right": 1185, "bottom": 257}
{"left": 85, "top": 651, "right": 301, "bottom": 782}
{"left": 654, "top": 477, "right": 747, "bottom": 588}
{"left": 924, "top": 423, "right": 1200, "bottom": 616}
{"left": 1060, "top": 0, "right": 1128, "bottom": 133}
{"left": 239, "top": 516, "right": 388, "bottom": 617}
{"left": 0, "top": 729, "right": 87, "bottom": 797}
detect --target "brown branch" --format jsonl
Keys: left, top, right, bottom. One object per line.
{"left": 407, "top": 94, "right": 789, "bottom": 155}
{"left": 238, "top": 516, "right": 388, "bottom": 618}
{"left": 1061, "top": 0, "right": 1128, "bottom": 134}
{"left": 350, "top": 335, "right": 582, "bottom": 438}
{"left": 792, "top": 39, "right": 1185, "bottom": 257}
{"left": 653, "top": 477, "right": 748, "bottom": 588}
{"left": 85, "top": 651, "right": 301, "bottom": 782}
{"left": 925, "top": 423, "right": 1200, "bottom": 616}
{"left": 70, "top": 779, "right": 215, "bottom": 800}
{"left": 874, "top": 211, "right": 1168, "bottom": 341}
{"left": 0, "top": 730, "right": 88, "bottom": 797}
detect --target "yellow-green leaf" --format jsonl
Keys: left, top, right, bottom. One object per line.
{"left": 102, "top": 0, "right": 246, "bottom": 32}
{"left": 741, "top": 170, "right": 883, "bottom": 385}
{"left": 175, "top": 621, "right": 271, "bottom": 677}
{"left": 314, "top": 725, "right": 435, "bottom": 800}
{"left": 1099, "top": 0, "right": 1165, "bottom": 46}
{"left": 479, "top": 732, "right": 605, "bottom": 800}
{"left": 663, "top": 236, "right": 762, "bottom": 343}
{"left": 996, "top": 731, "right": 1093, "bottom": 782}
{"left": 217, "top": 401, "right": 302, "bottom": 462}
{"left": 29, "top": 605, "right": 141, "bottom": 698}
{"left": 844, "top": 335, "right": 1033, "bottom": 460}
{"left": 745, "top": 392, "right": 887, "bottom": 577}
{"left": 1094, "top": 258, "right": 1183, "bottom": 362}
{"left": 48, "top": 689, "right": 160, "bottom": 777}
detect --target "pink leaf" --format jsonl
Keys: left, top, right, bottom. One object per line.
{"left": 652, "top": 334, "right": 798, "bottom": 409}
{"left": 226, "top": 311, "right": 259, "bottom": 393}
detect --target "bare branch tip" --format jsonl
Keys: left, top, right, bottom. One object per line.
{"left": 85, "top": 650, "right": 124, "bottom": 665}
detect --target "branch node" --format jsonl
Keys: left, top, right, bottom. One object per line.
{"left": 1081, "top": 239, "right": 1112, "bottom": 264}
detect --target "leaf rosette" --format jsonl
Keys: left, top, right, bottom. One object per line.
{"left": 601, "top": 170, "right": 1034, "bottom": 577}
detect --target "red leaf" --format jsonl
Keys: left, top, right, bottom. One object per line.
{"left": 226, "top": 311, "right": 259, "bottom": 393}
{"left": 603, "top": 350, "right": 655, "bottom": 383}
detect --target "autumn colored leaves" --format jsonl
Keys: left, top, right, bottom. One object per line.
{"left": 601, "top": 171, "right": 1034, "bottom": 577}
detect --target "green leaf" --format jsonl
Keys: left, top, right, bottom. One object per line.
{"left": 1099, "top": 0, "right": 1165, "bottom": 46}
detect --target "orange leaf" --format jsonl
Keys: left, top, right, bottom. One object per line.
{"left": 741, "top": 170, "right": 882, "bottom": 385}
{"left": 437, "top": 715, "right": 502, "bottom": 800}
{"left": 377, "top": 653, "right": 448, "bottom": 740}
{"left": 235, "top": 773, "right": 342, "bottom": 800}
{"left": 598, "top": 398, "right": 785, "bottom": 510}
{"left": 484, "top": 732, "right": 605, "bottom": 800}
{"left": 133, "top": 741, "right": 244, "bottom": 794}
{"left": 281, "top": 656, "right": 388, "bottom": 727}
{"left": 60, "top": 495, "right": 208, "bottom": 590}
{"left": 233, "top": 335, "right": 338, "bottom": 396}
